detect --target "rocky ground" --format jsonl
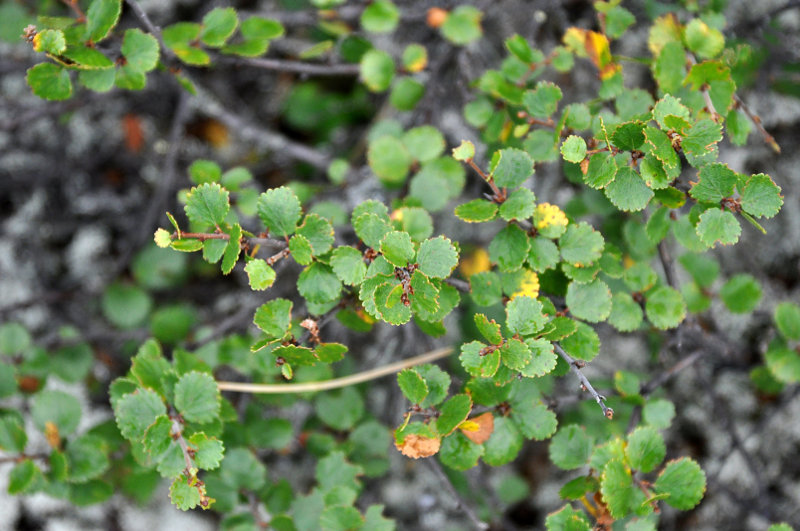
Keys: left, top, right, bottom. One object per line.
{"left": 1, "top": 0, "right": 800, "bottom": 529}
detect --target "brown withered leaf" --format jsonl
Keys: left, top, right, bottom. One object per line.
{"left": 460, "top": 412, "right": 494, "bottom": 444}
{"left": 395, "top": 434, "right": 441, "bottom": 458}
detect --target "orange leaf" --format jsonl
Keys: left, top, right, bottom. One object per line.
{"left": 563, "top": 27, "right": 621, "bottom": 80}
{"left": 460, "top": 412, "right": 494, "bottom": 444}
{"left": 45, "top": 421, "right": 61, "bottom": 449}
{"left": 427, "top": 7, "right": 448, "bottom": 28}
{"left": 395, "top": 434, "right": 441, "bottom": 458}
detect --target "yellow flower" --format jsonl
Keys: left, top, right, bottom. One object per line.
{"left": 510, "top": 269, "right": 540, "bottom": 300}
{"left": 534, "top": 203, "right": 568, "bottom": 230}
{"left": 460, "top": 248, "right": 491, "bottom": 279}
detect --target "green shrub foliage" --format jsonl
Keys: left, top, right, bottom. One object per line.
{"left": 3, "top": 0, "right": 793, "bottom": 528}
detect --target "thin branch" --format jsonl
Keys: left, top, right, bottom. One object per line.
{"left": 217, "top": 346, "right": 453, "bottom": 394}
{"left": 215, "top": 55, "right": 360, "bottom": 76}
{"left": 428, "top": 458, "right": 490, "bottom": 531}
{"left": 444, "top": 278, "right": 470, "bottom": 293}
{"left": 656, "top": 240, "right": 677, "bottom": 289}
{"left": 554, "top": 343, "right": 613, "bottom": 419}
{"left": 640, "top": 349, "right": 705, "bottom": 396}
{"left": 171, "top": 418, "right": 195, "bottom": 475}
{"left": 734, "top": 93, "right": 781, "bottom": 153}
{"left": 124, "top": 0, "right": 171, "bottom": 60}
{"left": 60, "top": 0, "right": 85, "bottom": 22}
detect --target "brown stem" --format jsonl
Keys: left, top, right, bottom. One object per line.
{"left": 215, "top": 55, "right": 360, "bottom": 76}
{"left": 733, "top": 94, "right": 781, "bottom": 153}
{"left": 61, "top": 0, "right": 85, "bottom": 22}
{"left": 171, "top": 418, "right": 195, "bottom": 476}
{"left": 467, "top": 160, "right": 504, "bottom": 201}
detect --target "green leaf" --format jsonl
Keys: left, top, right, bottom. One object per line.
{"left": 605, "top": 167, "right": 653, "bottom": 212}
{"left": 297, "top": 213, "right": 335, "bottom": 256}
{"left": 452, "top": 140, "right": 475, "bottom": 161}
{"left": 298, "top": 263, "right": 342, "bottom": 303}
{"left": 560, "top": 321, "right": 600, "bottom": 361}
{"left": 689, "top": 163, "right": 737, "bottom": 204}
{"left": 33, "top": 29, "right": 66, "bottom": 54}
{"left": 397, "top": 368, "right": 428, "bottom": 404}
{"left": 185, "top": 183, "right": 229, "bottom": 227}
{"left": 645, "top": 206, "right": 672, "bottom": 244}
{"left": 221, "top": 447, "right": 267, "bottom": 490}
{"left": 221, "top": 223, "right": 241, "bottom": 275}
{"left": 169, "top": 476, "right": 201, "bottom": 510}
{"left": 654, "top": 458, "right": 706, "bottom": 510}
{"left": 459, "top": 341, "right": 500, "bottom": 378}
{"left": 506, "top": 296, "right": 547, "bottom": 336}
{"left": 0, "top": 323, "right": 31, "bottom": 356}
{"left": 402, "top": 126, "right": 445, "bottom": 163}
{"left": 739, "top": 173, "right": 783, "bottom": 219}
{"left": 331, "top": 246, "right": 367, "bottom": 286}
{"left": 528, "top": 236, "right": 560, "bottom": 272}
{"left": 8, "top": 459, "right": 39, "bottom": 495}
{"left": 402, "top": 43, "right": 428, "bottom": 72}
{"left": 416, "top": 236, "right": 458, "bottom": 278}
{"left": 455, "top": 199, "right": 497, "bottom": 223}
{"left": 244, "top": 259, "right": 276, "bottom": 290}
{"left": 360, "top": 49, "right": 395, "bottom": 92}
{"left": 257, "top": 187, "right": 301, "bottom": 237}
{"left": 696, "top": 208, "right": 741, "bottom": 247}
{"left": 684, "top": 19, "right": 724, "bottom": 59}
{"left": 113, "top": 389, "right": 166, "bottom": 441}
{"left": 436, "top": 394, "right": 472, "bottom": 436}
{"left": 253, "top": 298, "right": 292, "bottom": 339}
{"left": 643, "top": 126, "right": 679, "bottom": 179}
{"left": 374, "top": 281, "right": 411, "bottom": 325}
{"left": 474, "top": 314, "right": 503, "bottom": 344}
{"left": 200, "top": 7, "right": 238, "bottom": 47}
{"left": 408, "top": 157, "right": 466, "bottom": 211}
{"left": 566, "top": 279, "right": 612, "bottom": 323}
{"left": 174, "top": 372, "right": 220, "bottom": 424}
{"left": 626, "top": 426, "right": 665, "bottom": 473}
{"left": 775, "top": 302, "right": 800, "bottom": 341}
{"left": 512, "top": 401, "right": 557, "bottom": 440}
{"left": 470, "top": 271, "right": 502, "bottom": 307}
{"left": 483, "top": 416, "right": 522, "bottom": 466}
{"left": 380, "top": 231, "right": 415, "bottom": 267}
{"left": 523, "top": 81, "right": 562, "bottom": 118}
{"left": 600, "top": 459, "right": 634, "bottom": 519}
{"left": 559, "top": 476, "right": 600, "bottom": 501}
{"left": 499, "top": 187, "right": 536, "bottom": 221}
{"left": 519, "top": 338, "right": 557, "bottom": 377}
{"left": 354, "top": 213, "right": 392, "bottom": 249}
{"left": 608, "top": 293, "right": 643, "bottom": 332}
{"left": 643, "top": 398, "right": 675, "bottom": 429}
{"left": 440, "top": 5, "right": 483, "bottom": 45}
{"left": 320, "top": 506, "right": 364, "bottom": 530}
{"left": 121, "top": 29, "right": 160, "bottom": 72}
{"left": 66, "top": 434, "right": 110, "bottom": 482}
{"left": 545, "top": 505, "right": 591, "bottom": 531}
{"left": 720, "top": 274, "right": 761, "bottom": 314}
{"left": 240, "top": 16, "right": 284, "bottom": 40}
{"left": 361, "top": 0, "right": 399, "bottom": 33}
{"left": 506, "top": 34, "right": 541, "bottom": 64}
{"left": 490, "top": 224, "right": 530, "bottom": 272}
{"left": 417, "top": 364, "right": 451, "bottom": 408}
{"left": 560, "top": 136, "right": 587, "bottom": 163}
{"left": 0, "top": 416, "right": 27, "bottom": 452}
{"left": 549, "top": 425, "right": 592, "bottom": 470}
{"left": 610, "top": 121, "right": 645, "bottom": 151}
{"left": 315, "top": 387, "right": 364, "bottom": 431}
{"left": 765, "top": 344, "right": 800, "bottom": 384}
{"left": 143, "top": 414, "right": 172, "bottom": 457}
{"left": 559, "top": 222, "right": 604, "bottom": 266}
{"left": 682, "top": 119, "right": 722, "bottom": 167}
{"left": 86, "top": 0, "right": 122, "bottom": 42}
{"left": 188, "top": 160, "right": 221, "bottom": 184}
{"left": 52, "top": 342, "right": 94, "bottom": 383}
{"left": 500, "top": 338, "right": 532, "bottom": 370}
{"left": 440, "top": 431, "right": 484, "bottom": 470}
{"left": 26, "top": 63, "right": 72, "bottom": 101}
{"left": 368, "top": 135, "right": 411, "bottom": 186}
{"left": 189, "top": 433, "right": 224, "bottom": 470}
{"left": 101, "top": 283, "right": 152, "bottom": 329}
{"left": 645, "top": 286, "right": 686, "bottom": 329}
{"left": 492, "top": 148, "right": 534, "bottom": 189}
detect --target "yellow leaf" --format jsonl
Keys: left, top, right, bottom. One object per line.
{"left": 460, "top": 248, "right": 491, "bottom": 279}
{"left": 563, "top": 27, "right": 621, "bottom": 79}
{"left": 647, "top": 14, "right": 683, "bottom": 55}
{"left": 510, "top": 269, "right": 540, "bottom": 300}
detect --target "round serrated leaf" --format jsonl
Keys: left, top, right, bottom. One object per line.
{"left": 86, "top": 0, "right": 122, "bottom": 42}
{"left": 174, "top": 371, "right": 220, "bottom": 423}
{"left": 654, "top": 458, "right": 706, "bottom": 510}
{"left": 608, "top": 292, "right": 643, "bottom": 332}
{"left": 360, "top": 49, "right": 394, "bottom": 92}
{"left": 296, "top": 213, "right": 335, "bottom": 255}
{"left": 397, "top": 368, "right": 428, "bottom": 404}
{"left": 439, "top": 431, "right": 483, "bottom": 470}
{"left": 523, "top": 81, "right": 562, "bottom": 118}
{"left": 354, "top": 213, "right": 392, "bottom": 249}
{"left": 506, "top": 296, "right": 546, "bottom": 336}
{"left": 244, "top": 259, "right": 276, "bottom": 290}
{"left": 483, "top": 416, "right": 522, "bottom": 466}
{"left": 545, "top": 505, "right": 591, "bottom": 531}
{"left": 459, "top": 341, "right": 500, "bottom": 378}
{"left": 390, "top": 75, "right": 424, "bottom": 110}
{"left": 436, "top": 394, "right": 472, "bottom": 436}
{"left": 643, "top": 398, "right": 675, "bottom": 429}
{"left": 315, "top": 387, "right": 364, "bottom": 431}
{"left": 361, "top": 0, "right": 399, "bottom": 33}
{"left": 114, "top": 389, "right": 166, "bottom": 441}
{"left": 490, "top": 224, "right": 530, "bottom": 272}
{"left": 560, "top": 321, "right": 600, "bottom": 361}
{"left": 740, "top": 173, "right": 783, "bottom": 219}
{"left": 32, "top": 390, "right": 82, "bottom": 437}
{"left": 380, "top": 230, "right": 415, "bottom": 267}
{"left": 559, "top": 222, "right": 604, "bottom": 266}
{"left": 696, "top": 208, "right": 740, "bottom": 247}
{"left": 549, "top": 425, "right": 592, "bottom": 470}
{"left": 774, "top": 302, "right": 800, "bottom": 341}
{"left": 26, "top": 63, "right": 72, "bottom": 101}
{"left": 440, "top": 5, "right": 483, "bottom": 45}
{"left": 102, "top": 283, "right": 151, "bottom": 329}
{"left": 561, "top": 135, "right": 587, "bottom": 163}
{"left": 185, "top": 183, "right": 229, "bottom": 227}
{"left": 492, "top": 148, "right": 533, "bottom": 189}
{"left": 512, "top": 401, "right": 557, "bottom": 440}
{"left": 566, "top": 279, "right": 612, "bottom": 323}
{"left": 368, "top": 135, "right": 411, "bottom": 186}
{"left": 689, "top": 163, "right": 737, "bottom": 204}
{"left": 720, "top": 274, "right": 761, "bottom": 314}
{"left": 121, "top": 28, "right": 160, "bottom": 72}
{"left": 626, "top": 426, "right": 665, "bottom": 473}
{"left": 200, "top": 7, "right": 238, "bottom": 47}
{"left": 645, "top": 286, "right": 686, "bottom": 329}
{"left": 455, "top": 199, "right": 497, "bottom": 223}
{"left": 297, "top": 262, "right": 342, "bottom": 304}
{"left": 600, "top": 459, "right": 634, "bottom": 519}
{"left": 605, "top": 167, "right": 653, "bottom": 212}
{"left": 416, "top": 236, "right": 458, "bottom": 278}
{"left": 330, "top": 246, "right": 367, "bottom": 286}
{"left": 253, "top": 298, "right": 292, "bottom": 339}
{"left": 257, "top": 187, "right": 301, "bottom": 237}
